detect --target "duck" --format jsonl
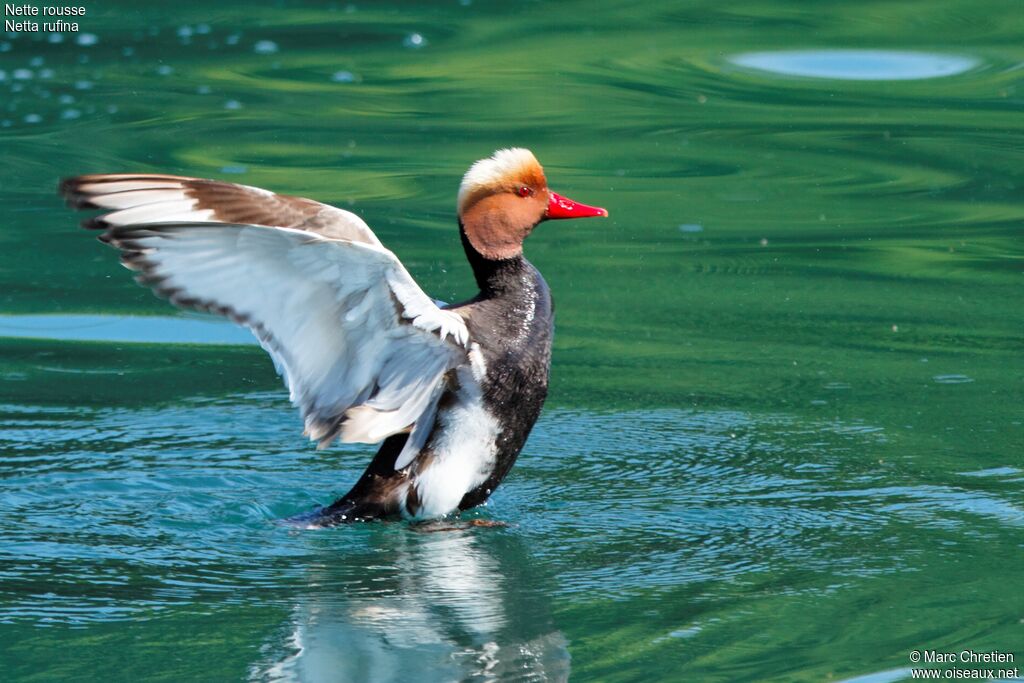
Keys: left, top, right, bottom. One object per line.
{"left": 60, "top": 148, "right": 607, "bottom": 525}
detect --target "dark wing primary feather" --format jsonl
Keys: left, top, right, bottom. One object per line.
{"left": 61, "top": 175, "right": 470, "bottom": 466}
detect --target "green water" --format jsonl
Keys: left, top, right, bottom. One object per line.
{"left": 2, "top": 1, "right": 1022, "bottom": 681}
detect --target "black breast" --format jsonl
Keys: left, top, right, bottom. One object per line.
{"left": 452, "top": 254, "right": 554, "bottom": 510}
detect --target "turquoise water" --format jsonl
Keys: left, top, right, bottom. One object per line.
{"left": 1, "top": 1, "right": 1022, "bottom": 681}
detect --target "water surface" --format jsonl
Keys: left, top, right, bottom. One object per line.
{"left": 1, "top": 1, "right": 1022, "bottom": 681}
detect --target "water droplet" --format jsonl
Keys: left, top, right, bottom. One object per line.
{"left": 0, "top": 70, "right": 6, "bottom": 81}
{"left": 122, "top": 47, "right": 134, "bottom": 57}
{"left": 29, "top": 57, "right": 44, "bottom": 67}
{"left": 76, "top": 33, "right": 99, "bottom": 47}
{"left": 156, "top": 65, "right": 173, "bottom": 76}
{"left": 13, "top": 69, "right": 33, "bottom": 80}
{"left": 254, "top": 40, "right": 278, "bottom": 55}
{"left": 226, "top": 33, "right": 241, "bottom": 46}
{"left": 403, "top": 33, "right": 427, "bottom": 49}
{"left": 678, "top": 223, "right": 703, "bottom": 233}
{"left": 196, "top": 84, "right": 212, "bottom": 94}
{"left": 331, "top": 70, "right": 357, "bottom": 83}
{"left": 24, "top": 113, "right": 42, "bottom": 124}
{"left": 195, "top": 24, "right": 211, "bottom": 35}
{"left": 669, "top": 626, "right": 702, "bottom": 639}
{"left": 38, "top": 68, "right": 54, "bottom": 79}
{"left": 759, "top": 237, "right": 769, "bottom": 246}
{"left": 731, "top": 49, "right": 978, "bottom": 81}
{"left": 61, "top": 108, "right": 82, "bottom": 120}
{"left": 224, "top": 99, "right": 242, "bottom": 110}
{"left": 220, "top": 165, "right": 247, "bottom": 174}
{"left": 74, "top": 79, "right": 94, "bottom": 90}
{"left": 933, "top": 374, "right": 973, "bottom": 385}
{"left": 177, "top": 26, "right": 194, "bottom": 39}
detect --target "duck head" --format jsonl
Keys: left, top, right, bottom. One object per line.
{"left": 457, "top": 148, "right": 607, "bottom": 261}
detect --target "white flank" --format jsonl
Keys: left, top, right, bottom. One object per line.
{"left": 468, "top": 342, "right": 488, "bottom": 382}
{"left": 410, "top": 368, "right": 499, "bottom": 519}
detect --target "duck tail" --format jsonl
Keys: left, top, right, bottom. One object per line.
{"left": 286, "top": 497, "right": 392, "bottom": 527}
{"left": 285, "top": 433, "right": 411, "bottom": 527}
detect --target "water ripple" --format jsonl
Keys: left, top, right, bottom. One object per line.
{"left": 730, "top": 50, "right": 980, "bottom": 81}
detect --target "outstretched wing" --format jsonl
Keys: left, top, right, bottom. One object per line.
{"left": 61, "top": 175, "right": 470, "bottom": 466}
{"left": 61, "top": 173, "right": 383, "bottom": 245}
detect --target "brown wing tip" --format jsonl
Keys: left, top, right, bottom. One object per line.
{"left": 59, "top": 173, "right": 199, "bottom": 209}
{"left": 58, "top": 176, "right": 97, "bottom": 210}
{"left": 57, "top": 176, "right": 77, "bottom": 196}
{"left": 81, "top": 216, "right": 110, "bottom": 231}
{"left": 304, "top": 415, "right": 345, "bottom": 450}
{"left": 59, "top": 174, "right": 120, "bottom": 209}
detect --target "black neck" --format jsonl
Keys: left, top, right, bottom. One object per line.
{"left": 459, "top": 223, "right": 530, "bottom": 295}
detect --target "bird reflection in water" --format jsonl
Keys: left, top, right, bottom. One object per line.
{"left": 251, "top": 525, "right": 569, "bottom": 682}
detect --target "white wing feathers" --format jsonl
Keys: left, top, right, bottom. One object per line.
{"left": 110, "top": 224, "right": 468, "bottom": 459}
{"left": 65, "top": 174, "right": 472, "bottom": 463}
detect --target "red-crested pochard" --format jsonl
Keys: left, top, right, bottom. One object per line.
{"left": 60, "top": 148, "right": 607, "bottom": 524}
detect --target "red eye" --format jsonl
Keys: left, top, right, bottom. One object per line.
{"left": 518, "top": 186, "right": 532, "bottom": 197}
